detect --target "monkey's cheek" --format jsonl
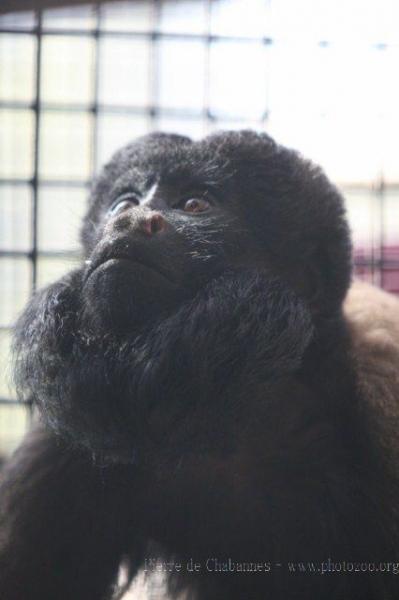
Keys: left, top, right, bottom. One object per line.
{"left": 81, "top": 258, "right": 182, "bottom": 333}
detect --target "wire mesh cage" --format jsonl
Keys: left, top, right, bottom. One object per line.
{"left": 0, "top": 0, "right": 399, "bottom": 454}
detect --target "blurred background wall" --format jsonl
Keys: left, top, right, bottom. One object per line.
{"left": 0, "top": 0, "right": 398, "bottom": 455}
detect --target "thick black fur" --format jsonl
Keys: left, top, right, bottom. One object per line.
{"left": 0, "top": 130, "right": 398, "bottom": 600}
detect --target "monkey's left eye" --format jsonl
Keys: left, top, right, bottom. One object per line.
{"left": 179, "top": 198, "right": 210, "bottom": 213}
{"left": 108, "top": 194, "right": 139, "bottom": 216}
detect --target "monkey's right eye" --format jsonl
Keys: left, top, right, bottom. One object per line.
{"left": 108, "top": 194, "right": 139, "bottom": 216}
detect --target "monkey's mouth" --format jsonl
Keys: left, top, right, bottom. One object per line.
{"left": 84, "top": 255, "right": 179, "bottom": 287}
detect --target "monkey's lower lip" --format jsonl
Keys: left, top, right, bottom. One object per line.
{"left": 85, "top": 257, "right": 178, "bottom": 286}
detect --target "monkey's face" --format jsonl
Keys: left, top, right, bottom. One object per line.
{"left": 81, "top": 182, "right": 252, "bottom": 335}
{"left": 79, "top": 130, "right": 351, "bottom": 336}
{"left": 80, "top": 135, "right": 265, "bottom": 335}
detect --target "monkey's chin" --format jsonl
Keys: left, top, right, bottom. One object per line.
{"left": 81, "top": 258, "right": 183, "bottom": 334}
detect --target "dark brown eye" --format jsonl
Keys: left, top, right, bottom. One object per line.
{"left": 182, "top": 198, "right": 210, "bottom": 213}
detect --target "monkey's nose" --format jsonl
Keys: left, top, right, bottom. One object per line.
{"left": 139, "top": 213, "right": 166, "bottom": 236}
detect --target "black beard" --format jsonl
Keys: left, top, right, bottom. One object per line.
{"left": 12, "top": 267, "right": 191, "bottom": 463}
{"left": 12, "top": 268, "right": 314, "bottom": 465}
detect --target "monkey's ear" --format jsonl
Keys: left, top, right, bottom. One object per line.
{"left": 302, "top": 231, "right": 352, "bottom": 318}
{"left": 257, "top": 233, "right": 351, "bottom": 322}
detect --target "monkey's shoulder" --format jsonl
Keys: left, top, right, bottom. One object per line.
{"left": 344, "top": 281, "right": 399, "bottom": 422}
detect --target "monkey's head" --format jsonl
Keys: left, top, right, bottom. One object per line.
{"left": 13, "top": 130, "right": 352, "bottom": 463}
{"left": 81, "top": 130, "right": 351, "bottom": 333}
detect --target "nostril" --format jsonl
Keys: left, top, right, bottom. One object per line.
{"left": 141, "top": 213, "right": 166, "bottom": 236}
{"left": 151, "top": 214, "right": 166, "bottom": 234}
